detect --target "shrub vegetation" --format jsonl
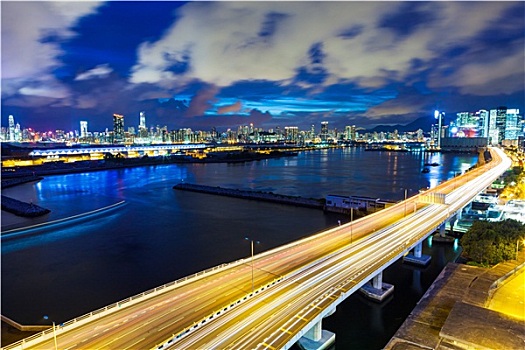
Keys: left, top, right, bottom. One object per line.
{"left": 460, "top": 219, "right": 525, "bottom": 266}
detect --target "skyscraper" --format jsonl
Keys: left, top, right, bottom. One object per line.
{"left": 345, "top": 125, "right": 356, "bottom": 141}
{"left": 477, "top": 110, "right": 489, "bottom": 138}
{"left": 113, "top": 113, "right": 124, "bottom": 142}
{"left": 80, "top": 121, "right": 88, "bottom": 138}
{"left": 320, "top": 121, "right": 329, "bottom": 141}
{"left": 8, "top": 115, "right": 15, "bottom": 141}
{"left": 139, "top": 111, "right": 146, "bottom": 129}
{"left": 504, "top": 109, "right": 520, "bottom": 141}
{"left": 494, "top": 106, "right": 507, "bottom": 143}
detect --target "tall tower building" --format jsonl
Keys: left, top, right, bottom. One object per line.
{"left": 477, "top": 110, "right": 489, "bottom": 138}
{"left": 488, "top": 109, "right": 499, "bottom": 145}
{"left": 505, "top": 109, "right": 520, "bottom": 141}
{"left": 80, "top": 121, "right": 88, "bottom": 138}
{"left": 113, "top": 113, "right": 124, "bottom": 142}
{"left": 284, "top": 126, "right": 299, "bottom": 143}
{"left": 345, "top": 125, "right": 356, "bottom": 141}
{"left": 139, "top": 111, "right": 146, "bottom": 129}
{"left": 494, "top": 106, "right": 507, "bottom": 143}
{"left": 320, "top": 121, "right": 329, "bottom": 141}
{"left": 8, "top": 115, "right": 15, "bottom": 141}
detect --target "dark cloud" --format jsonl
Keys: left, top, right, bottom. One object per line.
{"left": 378, "top": 2, "right": 437, "bottom": 37}
{"left": 218, "top": 101, "right": 242, "bottom": 114}
{"left": 258, "top": 12, "right": 289, "bottom": 38}
{"left": 338, "top": 25, "right": 364, "bottom": 40}
{"left": 184, "top": 86, "right": 219, "bottom": 118}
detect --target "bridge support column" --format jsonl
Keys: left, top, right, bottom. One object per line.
{"left": 404, "top": 241, "right": 431, "bottom": 266}
{"left": 448, "top": 216, "right": 456, "bottom": 233}
{"left": 434, "top": 221, "right": 455, "bottom": 243}
{"left": 359, "top": 271, "right": 394, "bottom": 302}
{"left": 439, "top": 223, "right": 446, "bottom": 237}
{"left": 297, "top": 316, "right": 335, "bottom": 350}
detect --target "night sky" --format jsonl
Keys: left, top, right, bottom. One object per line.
{"left": 1, "top": 1, "right": 524, "bottom": 132}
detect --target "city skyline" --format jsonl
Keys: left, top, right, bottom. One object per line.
{"left": 2, "top": 1, "right": 524, "bottom": 132}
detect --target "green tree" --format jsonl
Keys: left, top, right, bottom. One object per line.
{"left": 460, "top": 219, "right": 525, "bottom": 266}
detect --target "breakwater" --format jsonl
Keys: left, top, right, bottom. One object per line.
{"left": 1, "top": 196, "right": 50, "bottom": 218}
{"left": 173, "top": 183, "right": 325, "bottom": 209}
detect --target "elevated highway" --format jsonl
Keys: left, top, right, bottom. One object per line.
{"left": 4, "top": 147, "right": 511, "bottom": 350}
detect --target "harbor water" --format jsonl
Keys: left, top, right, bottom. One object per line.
{"left": 1, "top": 147, "right": 477, "bottom": 349}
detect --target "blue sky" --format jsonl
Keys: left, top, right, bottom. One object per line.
{"left": 1, "top": 1, "right": 524, "bottom": 132}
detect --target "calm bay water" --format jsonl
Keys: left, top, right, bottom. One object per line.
{"left": 1, "top": 148, "right": 477, "bottom": 348}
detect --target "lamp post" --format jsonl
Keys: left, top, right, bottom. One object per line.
{"left": 245, "top": 237, "right": 260, "bottom": 292}
{"left": 43, "top": 315, "right": 58, "bottom": 350}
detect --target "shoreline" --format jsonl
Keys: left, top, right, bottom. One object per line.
{"left": 1, "top": 150, "right": 298, "bottom": 179}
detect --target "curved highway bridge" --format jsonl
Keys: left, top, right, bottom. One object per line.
{"left": 4, "top": 147, "right": 511, "bottom": 350}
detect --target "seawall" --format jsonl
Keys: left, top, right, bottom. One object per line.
{"left": 173, "top": 183, "right": 325, "bottom": 209}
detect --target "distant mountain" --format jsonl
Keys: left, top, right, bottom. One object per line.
{"left": 366, "top": 116, "right": 435, "bottom": 133}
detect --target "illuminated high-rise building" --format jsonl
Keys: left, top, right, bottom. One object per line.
{"left": 477, "top": 110, "right": 489, "bottom": 138}
{"left": 139, "top": 111, "right": 146, "bottom": 129}
{"left": 8, "top": 115, "right": 15, "bottom": 141}
{"left": 320, "top": 121, "right": 329, "bottom": 141}
{"left": 345, "top": 125, "right": 356, "bottom": 141}
{"left": 80, "top": 121, "right": 88, "bottom": 138}
{"left": 284, "top": 126, "right": 299, "bottom": 143}
{"left": 113, "top": 113, "right": 124, "bottom": 142}
{"left": 504, "top": 109, "right": 520, "bottom": 140}
{"left": 493, "top": 106, "right": 507, "bottom": 143}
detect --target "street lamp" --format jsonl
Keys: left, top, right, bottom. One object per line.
{"left": 43, "top": 315, "right": 58, "bottom": 350}
{"left": 245, "top": 237, "right": 260, "bottom": 292}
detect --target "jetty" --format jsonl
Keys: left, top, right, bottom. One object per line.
{"left": 173, "top": 183, "right": 324, "bottom": 209}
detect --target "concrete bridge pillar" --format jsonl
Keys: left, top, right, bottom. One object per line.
{"left": 372, "top": 271, "right": 383, "bottom": 289}
{"left": 413, "top": 242, "right": 422, "bottom": 258}
{"left": 439, "top": 223, "right": 446, "bottom": 237}
{"left": 297, "top": 311, "right": 336, "bottom": 350}
{"left": 448, "top": 216, "right": 456, "bottom": 233}
{"left": 359, "top": 271, "right": 394, "bottom": 302}
{"left": 304, "top": 320, "right": 322, "bottom": 342}
{"left": 404, "top": 241, "right": 431, "bottom": 266}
